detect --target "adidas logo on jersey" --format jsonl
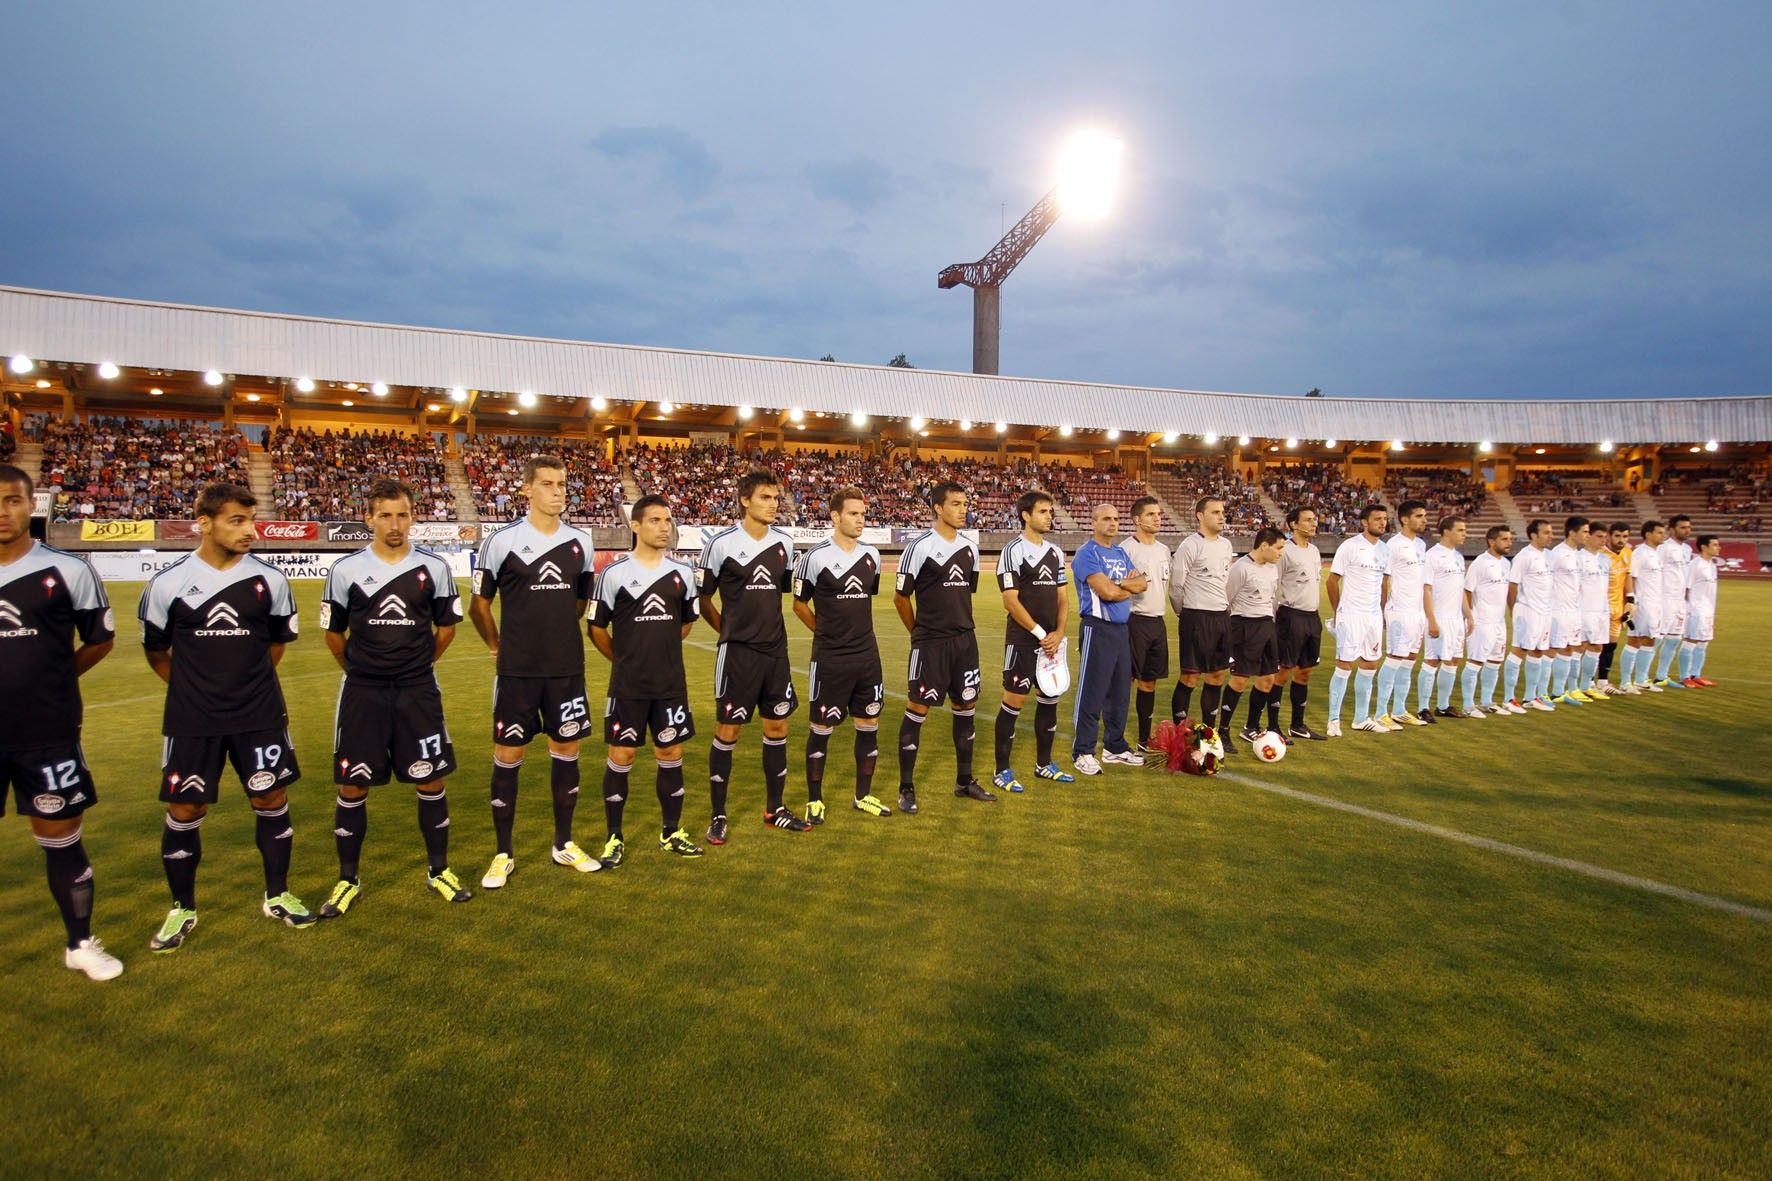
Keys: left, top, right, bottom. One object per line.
{"left": 636, "top": 591, "right": 673, "bottom": 621}
{"left": 0, "top": 599, "right": 39, "bottom": 636}
{"left": 368, "top": 593, "right": 417, "bottom": 626}
{"left": 530, "top": 560, "right": 570, "bottom": 590}
{"left": 195, "top": 602, "right": 251, "bottom": 637}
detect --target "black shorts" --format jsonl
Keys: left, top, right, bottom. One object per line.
{"left": 605, "top": 696, "right": 695, "bottom": 747}
{"left": 908, "top": 632, "right": 982, "bottom": 708}
{"left": 334, "top": 677, "right": 455, "bottom": 786}
{"left": 493, "top": 674, "right": 590, "bottom": 745}
{"left": 1276, "top": 606, "right": 1323, "bottom": 669}
{"left": 715, "top": 643, "right": 798, "bottom": 724}
{"left": 1178, "top": 608, "right": 1231, "bottom": 674}
{"left": 160, "top": 728, "right": 300, "bottom": 803}
{"left": 809, "top": 653, "right": 885, "bottom": 725}
{"left": 1129, "top": 614, "right": 1169, "bottom": 681}
{"left": 1229, "top": 616, "right": 1280, "bottom": 679}
{"left": 1, "top": 743, "right": 98, "bottom": 819}
{"left": 1001, "top": 640, "right": 1040, "bottom": 694}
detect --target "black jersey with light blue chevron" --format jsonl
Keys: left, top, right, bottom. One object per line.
{"left": 997, "top": 534, "right": 1067, "bottom": 642}
{"left": 697, "top": 524, "right": 794, "bottom": 649}
{"left": 0, "top": 542, "right": 114, "bottom": 749}
{"left": 322, "top": 546, "right": 461, "bottom": 684}
{"left": 140, "top": 552, "right": 298, "bottom": 737}
{"left": 895, "top": 529, "right": 980, "bottom": 642}
{"left": 473, "top": 518, "right": 595, "bottom": 677}
{"left": 793, "top": 539, "right": 881, "bottom": 661}
{"left": 591, "top": 553, "right": 699, "bottom": 698}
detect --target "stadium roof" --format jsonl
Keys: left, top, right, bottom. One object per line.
{"left": 4, "top": 285, "right": 1768, "bottom": 446}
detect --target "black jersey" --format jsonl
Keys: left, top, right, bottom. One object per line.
{"left": 896, "top": 529, "right": 980, "bottom": 642}
{"left": 140, "top": 553, "right": 298, "bottom": 738}
{"left": 0, "top": 543, "right": 114, "bottom": 749}
{"left": 473, "top": 519, "right": 595, "bottom": 677}
{"left": 591, "top": 553, "right": 699, "bottom": 698}
{"left": 793, "top": 539, "right": 881, "bottom": 661}
{"left": 697, "top": 524, "right": 794, "bottom": 649}
{"left": 322, "top": 547, "right": 461, "bottom": 684}
{"left": 997, "top": 534, "right": 1068, "bottom": 642}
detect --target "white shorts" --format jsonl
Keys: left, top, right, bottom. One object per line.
{"left": 1581, "top": 610, "right": 1610, "bottom": 646}
{"left": 1548, "top": 611, "right": 1585, "bottom": 650}
{"left": 1385, "top": 611, "right": 1426, "bottom": 658}
{"left": 1332, "top": 610, "right": 1383, "bottom": 664}
{"left": 1684, "top": 611, "right": 1714, "bottom": 643}
{"left": 1423, "top": 617, "right": 1466, "bottom": 662}
{"left": 1470, "top": 617, "right": 1508, "bottom": 664}
{"left": 1658, "top": 602, "right": 1687, "bottom": 638}
{"left": 1511, "top": 607, "right": 1551, "bottom": 652}
{"left": 1628, "top": 599, "right": 1660, "bottom": 639}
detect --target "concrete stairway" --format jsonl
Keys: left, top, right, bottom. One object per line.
{"left": 11, "top": 440, "right": 43, "bottom": 485}
{"left": 245, "top": 448, "right": 276, "bottom": 509}
{"left": 1489, "top": 488, "right": 1528, "bottom": 534}
{"left": 444, "top": 453, "right": 479, "bottom": 522}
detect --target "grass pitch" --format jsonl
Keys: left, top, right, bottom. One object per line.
{"left": 2, "top": 580, "right": 1769, "bottom": 1179}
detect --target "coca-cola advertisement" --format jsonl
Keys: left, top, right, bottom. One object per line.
{"left": 256, "top": 520, "right": 320, "bottom": 542}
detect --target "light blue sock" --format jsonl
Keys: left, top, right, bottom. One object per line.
{"left": 1556, "top": 654, "right": 1573, "bottom": 696}
{"left": 1548, "top": 655, "right": 1565, "bottom": 697}
{"left": 1479, "top": 662, "right": 1499, "bottom": 705}
{"left": 1461, "top": 662, "right": 1481, "bottom": 709}
{"left": 1691, "top": 644, "right": 1707, "bottom": 679}
{"left": 1677, "top": 642, "right": 1694, "bottom": 680}
{"left": 1328, "top": 668, "right": 1350, "bottom": 723}
{"left": 1580, "top": 651, "right": 1599, "bottom": 690}
{"left": 1392, "top": 660, "right": 1415, "bottom": 717}
{"left": 1417, "top": 664, "right": 1437, "bottom": 714}
{"left": 1538, "top": 656, "right": 1555, "bottom": 700}
{"left": 1622, "top": 645, "right": 1641, "bottom": 685}
{"left": 1353, "top": 669, "right": 1375, "bottom": 723}
{"left": 1656, "top": 636, "right": 1679, "bottom": 681}
{"left": 1436, "top": 665, "right": 1456, "bottom": 712}
{"left": 1636, "top": 644, "right": 1655, "bottom": 685}
{"left": 1503, "top": 654, "right": 1522, "bottom": 701}
{"left": 1528, "top": 656, "right": 1548, "bottom": 701}
{"left": 1375, "top": 662, "right": 1397, "bottom": 717}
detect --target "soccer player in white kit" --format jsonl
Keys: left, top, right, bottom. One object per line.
{"left": 1324, "top": 503, "right": 1390, "bottom": 737}
{"left": 1654, "top": 515, "right": 1694, "bottom": 687}
{"left": 1546, "top": 516, "right": 1593, "bottom": 706}
{"left": 1377, "top": 499, "right": 1429, "bottom": 729}
{"left": 1576, "top": 524, "right": 1613, "bottom": 697}
{"left": 1461, "top": 525, "right": 1514, "bottom": 716}
{"left": 1621, "top": 520, "right": 1667, "bottom": 693}
{"left": 1420, "top": 515, "right": 1471, "bottom": 720}
{"left": 1679, "top": 535, "right": 1720, "bottom": 686}
{"left": 1507, "top": 519, "right": 1556, "bottom": 711}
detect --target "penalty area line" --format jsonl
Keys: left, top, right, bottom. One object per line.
{"left": 1216, "top": 770, "right": 1772, "bottom": 925}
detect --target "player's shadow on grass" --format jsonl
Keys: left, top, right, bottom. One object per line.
{"left": 1675, "top": 775, "right": 1772, "bottom": 800}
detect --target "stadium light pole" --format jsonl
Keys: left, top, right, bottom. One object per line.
{"left": 939, "top": 130, "right": 1122, "bottom": 375}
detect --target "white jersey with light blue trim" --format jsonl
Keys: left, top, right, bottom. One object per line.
{"left": 1329, "top": 534, "right": 1387, "bottom": 616}
{"left": 1658, "top": 538, "right": 1692, "bottom": 613}
{"left": 1425, "top": 543, "right": 1466, "bottom": 622}
{"left": 1509, "top": 545, "right": 1553, "bottom": 615}
{"left": 1579, "top": 548, "right": 1611, "bottom": 613}
{"left": 1548, "top": 542, "right": 1585, "bottom": 615}
{"left": 1465, "top": 551, "right": 1511, "bottom": 621}
{"left": 1383, "top": 533, "right": 1427, "bottom": 616}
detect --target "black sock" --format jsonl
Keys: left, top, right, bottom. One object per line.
{"left": 1248, "top": 686, "right": 1268, "bottom": 732}
{"left": 161, "top": 812, "right": 202, "bottom": 910}
{"left": 41, "top": 831, "right": 93, "bottom": 949}
{"left": 1597, "top": 641, "right": 1616, "bottom": 680}
{"left": 1200, "top": 683, "right": 1222, "bottom": 730}
{"left": 490, "top": 756, "right": 521, "bottom": 857}
{"left": 1136, "top": 688, "right": 1155, "bottom": 745}
{"left": 550, "top": 752, "right": 580, "bottom": 848}
{"left": 952, "top": 708, "right": 976, "bottom": 784}
{"left": 333, "top": 793, "right": 367, "bottom": 882}
{"left": 1267, "top": 689, "right": 1281, "bottom": 733}
{"left": 994, "top": 704, "right": 1020, "bottom": 774}
{"left": 1035, "top": 699, "right": 1058, "bottom": 767}
{"left": 254, "top": 802, "right": 293, "bottom": 898}
{"left": 1290, "top": 681, "right": 1309, "bottom": 730}
{"left": 1219, "top": 686, "right": 1242, "bottom": 734}
{"left": 763, "top": 735, "right": 789, "bottom": 811}
{"left": 1173, "top": 681, "right": 1193, "bottom": 722}
{"left": 854, "top": 726, "right": 878, "bottom": 799}
{"left": 898, "top": 709, "right": 926, "bottom": 789}
{"left": 601, "top": 757, "right": 630, "bottom": 840}
{"left": 709, "top": 738, "right": 735, "bottom": 818}
{"left": 416, "top": 787, "right": 450, "bottom": 875}
{"left": 805, "top": 725, "right": 832, "bottom": 803}
{"left": 657, "top": 756, "right": 685, "bottom": 837}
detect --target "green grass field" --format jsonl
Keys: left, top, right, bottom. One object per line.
{"left": 3, "top": 579, "right": 1769, "bottom": 1179}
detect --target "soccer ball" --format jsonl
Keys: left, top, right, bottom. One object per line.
{"left": 1251, "top": 731, "right": 1287, "bottom": 763}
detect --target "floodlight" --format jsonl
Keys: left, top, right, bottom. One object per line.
{"left": 97, "top": 362, "right": 120, "bottom": 380}
{"left": 1056, "top": 130, "right": 1123, "bottom": 220}
{"left": 851, "top": 410, "right": 868, "bottom": 427}
{"left": 8, "top": 355, "right": 34, "bottom": 375}
{"left": 203, "top": 370, "right": 224, "bottom": 386}
{"left": 449, "top": 387, "right": 467, "bottom": 403}
{"left": 371, "top": 382, "right": 389, "bottom": 396}
{"left": 295, "top": 376, "right": 316, "bottom": 393}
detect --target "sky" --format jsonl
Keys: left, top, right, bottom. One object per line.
{"left": 5, "top": 1, "right": 1770, "bottom": 399}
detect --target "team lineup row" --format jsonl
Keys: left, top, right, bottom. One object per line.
{"left": 0, "top": 458, "right": 1724, "bottom": 981}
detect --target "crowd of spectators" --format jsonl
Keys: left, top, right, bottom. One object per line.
{"left": 464, "top": 435, "right": 624, "bottom": 525}
{"left": 1259, "top": 463, "right": 1367, "bottom": 534}
{"left": 1508, "top": 468, "right": 1623, "bottom": 516}
{"left": 1159, "top": 459, "right": 1266, "bottom": 531}
{"left": 1386, "top": 465, "right": 1490, "bottom": 519}
{"left": 39, "top": 416, "right": 249, "bottom": 520}
{"left": 269, "top": 427, "right": 455, "bottom": 521}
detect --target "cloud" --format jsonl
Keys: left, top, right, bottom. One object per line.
{"left": 806, "top": 157, "right": 896, "bottom": 212}
{"left": 588, "top": 124, "right": 721, "bottom": 201}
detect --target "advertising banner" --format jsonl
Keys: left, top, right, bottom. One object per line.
{"left": 89, "top": 549, "right": 474, "bottom": 582}
{"left": 33, "top": 491, "right": 52, "bottom": 519}
{"left": 410, "top": 522, "right": 480, "bottom": 544}
{"left": 1716, "top": 541, "right": 1765, "bottom": 578}
{"left": 157, "top": 520, "right": 200, "bottom": 540}
{"left": 80, "top": 520, "right": 156, "bottom": 542}
{"left": 326, "top": 521, "right": 373, "bottom": 542}
{"left": 256, "top": 521, "right": 320, "bottom": 542}
{"left": 672, "top": 525, "right": 896, "bottom": 551}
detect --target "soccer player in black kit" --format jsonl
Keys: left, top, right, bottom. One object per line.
{"left": 589, "top": 495, "right": 704, "bottom": 860}
{"left": 792, "top": 486, "right": 890, "bottom": 821}
{"left": 894, "top": 481, "right": 995, "bottom": 812}
{"left": 0, "top": 464, "right": 123, "bottom": 979}
{"left": 470, "top": 455, "right": 600, "bottom": 887}
{"left": 318, "top": 478, "right": 471, "bottom": 917}
{"left": 697, "top": 470, "right": 810, "bottom": 841}
{"left": 142, "top": 483, "right": 314, "bottom": 951}
{"left": 992, "top": 489, "right": 1071, "bottom": 793}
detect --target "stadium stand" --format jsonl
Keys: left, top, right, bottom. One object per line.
{"left": 1255, "top": 462, "right": 1364, "bottom": 534}
{"left": 38, "top": 415, "right": 249, "bottom": 520}
{"left": 1649, "top": 463, "right": 1767, "bottom": 536}
{"left": 463, "top": 435, "right": 625, "bottom": 526}
{"left": 269, "top": 427, "right": 455, "bottom": 522}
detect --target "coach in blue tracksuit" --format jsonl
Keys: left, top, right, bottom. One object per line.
{"left": 1071, "top": 503, "right": 1148, "bottom": 776}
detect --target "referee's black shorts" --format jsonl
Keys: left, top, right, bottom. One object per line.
{"left": 1228, "top": 615, "right": 1280, "bottom": 679}
{"left": 1177, "top": 607, "right": 1231, "bottom": 674}
{"left": 1276, "top": 605, "right": 1323, "bottom": 670}
{"left": 1128, "top": 614, "right": 1169, "bottom": 681}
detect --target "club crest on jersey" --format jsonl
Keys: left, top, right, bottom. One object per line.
{"left": 773, "top": 701, "right": 791, "bottom": 716}
{"left": 559, "top": 720, "right": 582, "bottom": 737}
{"left": 408, "top": 760, "right": 434, "bottom": 780}
{"left": 196, "top": 602, "right": 251, "bottom": 637}
{"left": 33, "top": 793, "right": 66, "bottom": 814}
{"left": 42, "top": 574, "right": 57, "bottom": 592}
{"left": 657, "top": 726, "right": 677, "bottom": 744}
{"left": 863, "top": 701, "right": 882, "bottom": 715}
{"left": 247, "top": 770, "right": 276, "bottom": 791}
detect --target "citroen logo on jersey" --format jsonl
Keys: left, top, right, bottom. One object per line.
{"left": 0, "top": 599, "right": 35, "bottom": 636}
{"left": 195, "top": 601, "right": 251, "bottom": 637}
{"left": 343, "top": 762, "right": 374, "bottom": 781}
{"left": 636, "top": 591, "right": 673, "bottom": 622}
{"left": 843, "top": 574, "right": 867, "bottom": 594}
{"left": 747, "top": 564, "right": 778, "bottom": 589}
{"left": 530, "top": 560, "right": 570, "bottom": 591}
{"left": 944, "top": 562, "right": 969, "bottom": 586}
{"left": 378, "top": 595, "right": 406, "bottom": 617}
{"left": 369, "top": 593, "right": 418, "bottom": 627}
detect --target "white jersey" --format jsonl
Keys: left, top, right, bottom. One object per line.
{"left": 1548, "top": 543, "right": 1584, "bottom": 615}
{"left": 1425, "top": 544, "right": 1466, "bottom": 622}
{"left": 1120, "top": 536, "right": 1172, "bottom": 618}
{"left": 1509, "top": 545, "right": 1553, "bottom": 615}
{"left": 1630, "top": 542, "right": 1663, "bottom": 604}
{"left": 1329, "top": 534, "right": 1387, "bottom": 616}
{"left": 1658, "top": 538, "right": 1692, "bottom": 611}
{"left": 1383, "top": 533, "right": 1427, "bottom": 617}
{"left": 1465, "top": 551, "right": 1511, "bottom": 621}
{"left": 1686, "top": 556, "right": 1717, "bottom": 617}
{"left": 1579, "top": 548, "right": 1611, "bottom": 613}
